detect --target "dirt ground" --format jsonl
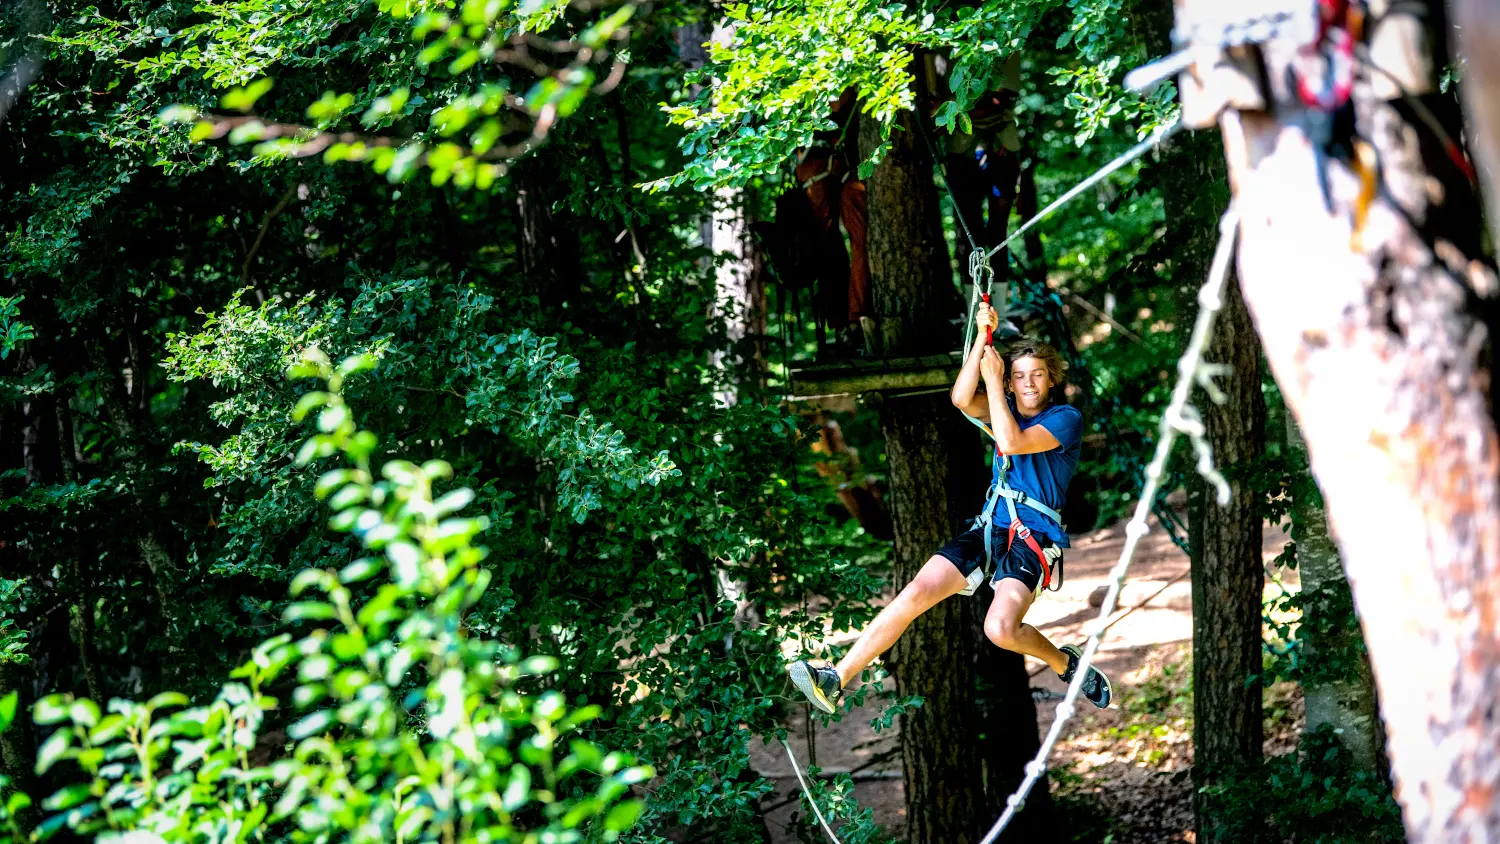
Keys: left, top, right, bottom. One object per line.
{"left": 750, "top": 511, "right": 1300, "bottom": 843}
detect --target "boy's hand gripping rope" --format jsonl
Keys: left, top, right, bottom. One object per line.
{"left": 976, "top": 205, "right": 1240, "bottom": 844}
{"left": 963, "top": 249, "right": 997, "bottom": 351}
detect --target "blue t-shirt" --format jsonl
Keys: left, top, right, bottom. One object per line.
{"left": 987, "top": 400, "right": 1082, "bottom": 548}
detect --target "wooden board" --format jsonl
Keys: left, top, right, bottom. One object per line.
{"left": 788, "top": 352, "right": 964, "bottom": 398}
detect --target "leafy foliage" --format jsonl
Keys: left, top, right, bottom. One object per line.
{"left": 153, "top": 0, "right": 637, "bottom": 187}
{"left": 0, "top": 300, "right": 33, "bottom": 361}
{"left": 0, "top": 581, "right": 27, "bottom": 668}
{"left": 650, "top": 0, "right": 1178, "bottom": 190}
{"left": 1, "top": 0, "right": 1398, "bottom": 836}
{"left": 5, "top": 357, "right": 651, "bottom": 843}
{"left": 1201, "top": 726, "right": 1404, "bottom": 844}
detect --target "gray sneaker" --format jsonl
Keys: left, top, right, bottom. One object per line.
{"left": 788, "top": 660, "right": 842, "bottom": 714}
{"left": 1058, "top": 644, "right": 1113, "bottom": 709}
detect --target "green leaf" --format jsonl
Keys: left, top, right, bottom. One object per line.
{"left": 68, "top": 699, "right": 100, "bottom": 728}
{"left": 500, "top": 764, "right": 531, "bottom": 811}
{"left": 293, "top": 391, "right": 331, "bottom": 421}
{"left": 157, "top": 104, "right": 200, "bottom": 124}
{"left": 221, "top": 78, "right": 275, "bottom": 112}
{"left": 147, "top": 692, "right": 190, "bottom": 711}
{"left": 34, "top": 694, "right": 70, "bottom": 725}
{"left": 518, "top": 655, "right": 558, "bottom": 676}
{"left": 42, "top": 783, "right": 92, "bottom": 811}
{"left": 287, "top": 710, "right": 332, "bottom": 740}
{"left": 605, "top": 799, "right": 643, "bottom": 831}
{"left": 0, "top": 691, "right": 16, "bottom": 731}
{"left": 34, "top": 728, "right": 71, "bottom": 774}
{"left": 339, "top": 558, "right": 382, "bottom": 583}
{"left": 284, "top": 602, "right": 337, "bottom": 622}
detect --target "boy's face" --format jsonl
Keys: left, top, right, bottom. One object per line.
{"left": 1008, "top": 354, "right": 1054, "bottom": 412}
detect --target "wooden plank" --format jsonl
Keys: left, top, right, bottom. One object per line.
{"left": 789, "top": 352, "right": 963, "bottom": 376}
{"left": 788, "top": 352, "right": 964, "bottom": 397}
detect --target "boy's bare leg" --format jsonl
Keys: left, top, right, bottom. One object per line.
{"left": 983, "top": 578, "right": 1069, "bottom": 674}
{"left": 833, "top": 555, "right": 969, "bottom": 685}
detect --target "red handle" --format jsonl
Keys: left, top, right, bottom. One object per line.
{"left": 980, "top": 293, "right": 993, "bottom": 345}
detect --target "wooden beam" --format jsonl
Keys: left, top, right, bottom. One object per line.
{"left": 788, "top": 352, "right": 963, "bottom": 397}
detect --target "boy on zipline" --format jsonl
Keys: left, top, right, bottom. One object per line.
{"left": 789, "top": 301, "right": 1112, "bottom": 713}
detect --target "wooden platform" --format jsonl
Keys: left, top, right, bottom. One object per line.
{"left": 788, "top": 352, "right": 964, "bottom": 399}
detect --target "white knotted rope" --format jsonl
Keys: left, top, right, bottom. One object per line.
{"left": 976, "top": 204, "right": 1240, "bottom": 843}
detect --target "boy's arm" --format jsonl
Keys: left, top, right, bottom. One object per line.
{"left": 951, "top": 337, "right": 991, "bottom": 420}
{"left": 951, "top": 302, "right": 996, "bottom": 420}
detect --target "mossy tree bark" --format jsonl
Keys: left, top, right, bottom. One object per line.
{"left": 1185, "top": 271, "right": 1266, "bottom": 843}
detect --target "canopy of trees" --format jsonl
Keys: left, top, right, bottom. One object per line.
{"left": 0, "top": 0, "right": 1488, "bottom": 840}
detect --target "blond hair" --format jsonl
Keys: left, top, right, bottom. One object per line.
{"left": 1003, "top": 339, "right": 1066, "bottom": 392}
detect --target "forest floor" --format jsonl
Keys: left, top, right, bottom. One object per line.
{"left": 751, "top": 510, "right": 1301, "bottom": 843}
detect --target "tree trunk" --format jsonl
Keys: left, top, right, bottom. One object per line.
{"left": 1285, "top": 417, "right": 1384, "bottom": 774}
{"left": 880, "top": 401, "right": 989, "bottom": 842}
{"left": 860, "top": 101, "right": 997, "bottom": 843}
{"left": 0, "top": 659, "right": 37, "bottom": 829}
{"left": 1194, "top": 1, "right": 1500, "bottom": 838}
{"left": 1450, "top": 0, "right": 1500, "bottom": 251}
{"left": 1185, "top": 269, "right": 1266, "bottom": 843}
{"left": 1141, "top": 7, "right": 1267, "bottom": 838}
{"left": 708, "top": 181, "right": 759, "bottom": 406}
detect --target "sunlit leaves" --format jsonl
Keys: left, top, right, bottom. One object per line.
{"left": 657, "top": 0, "right": 1178, "bottom": 187}
{"left": 19, "top": 359, "right": 651, "bottom": 842}
{"left": 221, "top": 79, "right": 274, "bottom": 113}
{"left": 648, "top": 0, "right": 928, "bottom": 192}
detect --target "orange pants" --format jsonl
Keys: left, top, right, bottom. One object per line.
{"left": 796, "top": 149, "right": 870, "bottom": 325}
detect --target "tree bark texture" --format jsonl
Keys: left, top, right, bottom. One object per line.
{"left": 1285, "top": 417, "right": 1384, "bottom": 774}
{"left": 861, "top": 105, "right": 993, "bottom": 842}
{"left": 1450, "top": 0, "right": 1500, "bottom": 252}
{"left": 862, "top": 110, "right": 957, "bottom": 356}
{"left": 881, "top": 401, "right": 989, "bottom": 843}
{"left": 1187, "top": 273, "right": 1266, "bottom": 844}
{"left": 1202, "top": 1, "right": 1500, "bottom": 838}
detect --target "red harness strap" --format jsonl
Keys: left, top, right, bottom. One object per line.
{"left": 1006, "top": 518, "right": 1052, "bottom": 591}
{"left": 997, "top": 446, "right": 1054, "bottom": 591}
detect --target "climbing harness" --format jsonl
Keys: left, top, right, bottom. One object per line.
{"left": 959, "top": 450, "right": 1066, "bottom": 597}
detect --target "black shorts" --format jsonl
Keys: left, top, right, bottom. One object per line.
{"left": 936, "top": 522, "right": 1059, "bottom": 594}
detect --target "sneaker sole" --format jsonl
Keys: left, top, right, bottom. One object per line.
{"left": 788, "top": 662, "right": 836, "bottom": 714}
{"left": 1090, "top": 667, "right": 1113, "bottom": 709}
{"left": 1060, "top": 645, "right": 1112, "bottom": 709}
